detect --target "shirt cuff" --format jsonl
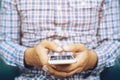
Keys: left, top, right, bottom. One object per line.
{"left": 82, "top": 40, "right": 120, "bottom": 76}
{"left": 0, "top": 40, "right": 27, "bottom": 69}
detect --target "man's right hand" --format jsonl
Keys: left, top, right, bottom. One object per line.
{"left": 24, "top": 40, "right": 62, "bottom": 69}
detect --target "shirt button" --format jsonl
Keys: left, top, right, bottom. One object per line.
{"left": 57, "top": 6, "right": 61, "bottom": 10}
{"left": 53, "top": 39, "right": 60, "bottom": 44}
{"left": 56, "top": 27, "right": 62, "bottom": 32}
{"left": 53, "top": 39, "right": 62, "bottom": 47}
{"left": 81, "top": 1, "right": 86, "bottom": 6}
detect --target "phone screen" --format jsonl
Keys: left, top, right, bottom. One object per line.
{"left": 50, "top": 56, "right": 74, "bottom": 60}
{"left": 48, "top": 51, "right": 76, "bottom": 64}
{"left": 48, "top": 55, "right": 76, "bottom": 64}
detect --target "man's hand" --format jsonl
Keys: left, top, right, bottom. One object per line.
{"left": 24, "top": 40, "right": 62, "bottom": 69}
{"left": 45, "top": 44, "right": 98, "bottom": 78}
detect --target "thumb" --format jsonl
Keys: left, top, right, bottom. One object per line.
{"left": 41, "top": 40, "right": 63, "bottom": 52}
{"left": 63, "top": 44, "right": 86, "bottom": 52}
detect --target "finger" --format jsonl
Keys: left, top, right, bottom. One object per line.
{"left": 55, "top": 65, "right": 84, "bottom": 77}
{"left": 44, "top": 65, "right": 68, "bottom": 78}
{"left": 45, "top": 65, "right": 84, "bottom": 78}
{"left": 55, "top": 52, "right": 89, "bottom": 72}
{"left": 68, "top": 66, "right": 84, "bottom": 75}
{"left": 41, "top": 40, "right": 63, "bottom": 52}
{"left": 54, "top": 64, "right": 78, "bottom": 72}
{"left": 63, "top": 44, "right": 86, "bottom": 52}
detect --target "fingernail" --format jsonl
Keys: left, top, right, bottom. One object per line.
{"left": 42, "top": 65, "right": 48, "bottom": 72}
{"left": 63, "top": 46, "right": 69, "bottom": 50}
{"left": 75, "top": 57, "right": 79, "bottom": 62}
{"left": 57, "top": 47, "right": 62, "bottom": 51}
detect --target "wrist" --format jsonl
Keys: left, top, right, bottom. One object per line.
{"left": 87, "top": 50, "right": 98, "bottom": 70}
{"left": 24, "top": 48, "right": 35, "bottom": 67}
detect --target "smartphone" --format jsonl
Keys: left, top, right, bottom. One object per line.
{"left": 48, "top": 55, "right": 77, "bottom": 65}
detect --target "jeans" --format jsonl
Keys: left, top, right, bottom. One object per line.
{"left": 0, "top": 58, "right": 20, "bottom": 80}
{"left": 100, "top": 57, "right": 120, "bottom": 80}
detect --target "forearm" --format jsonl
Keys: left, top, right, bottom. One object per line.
{"left": 0, "top": 0, "right": 28, "bottom": 68}
{"left": 83, "top": 40, "right": 120, "bottom": 76}
{"left": 91, "top": 0, "right": 120, "bottom": 72}
{"left": 0, "top": 41, "right": 27, "bottom": 68}
{"left": 94, "top": 40, "right": 120, "bottom": 69}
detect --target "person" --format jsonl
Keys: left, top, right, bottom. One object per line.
{"left": 0, "top": 0, "right": 120, "bottom": 80}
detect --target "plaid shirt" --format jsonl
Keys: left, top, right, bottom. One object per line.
{"left": 0, "top": 0, "right": 120, "bottom": 80}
